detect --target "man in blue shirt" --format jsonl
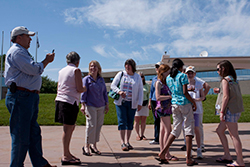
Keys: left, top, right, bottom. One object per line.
{"left": 4, "top": 26, "right": 56, "bottom": 167}
{"left": 148, "top": 61, "right": 162, "bottom": 145}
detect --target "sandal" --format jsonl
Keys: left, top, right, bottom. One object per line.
{"left": 71, "top": 155, "right": 80, "bottom": 161}
{"left": 155, "top": 157, "right": 169, "bottom": 164}
{"left": 126, "top": 143, "right": 134, "bottom": 150}
{"left": 61, "top": 159, "right": 81, "bottom": 165}
{"left": 136, "top": 136, "right": 141, "bottom": 141}
{"left": 167, "top": 155, "right": 179, "bottom": 161}
{"left": 82, "top": 146, "right": 92, "bottom": 156}
{"left": 187, "top": 159, "right": 198, "bottom": 166}
{"left": 141, "top": 135, "right": 147, "bottom": 140}
{"left": 90, "top": 146, "right": 101, "bottom": 155}
{"left": 121, "top": 143, "right": 129, "bottom": 151}
{"left": 226, "top": 162, "right": 245, "bottom": 167}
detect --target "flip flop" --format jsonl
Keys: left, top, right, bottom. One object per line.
{"left": 226, "top": 162, "right": 245, "bottom": 167}
{"left": 167, "top": 155, "right": 179, "bottom": 161}
{"left": 71, "top": 155, "right": 80, "bottom": 161}
{"left": 155, "top": 157, "right": 169, "bottom": 164}
{"left": 187, "top": 159, "right": 198, "bottom": 166}
{"left": 216, "top": 158, "right": 233, "bottom": 163}
{"left": 61, "top": 159, "right": 81, "bottom": 165}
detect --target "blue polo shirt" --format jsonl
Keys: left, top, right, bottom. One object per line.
{"left": 166, "top": 71, "right": 190, "bottom": 105}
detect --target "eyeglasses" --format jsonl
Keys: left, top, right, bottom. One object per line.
{"left": 155, "top": 65, "right": 159, "bottom": 68}
{"left": 217, "top": 68, "right": 220, "bottom": 71}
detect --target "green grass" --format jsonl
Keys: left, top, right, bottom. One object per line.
{"left": 0, "top": 94, "right": 249, "bottom": 126}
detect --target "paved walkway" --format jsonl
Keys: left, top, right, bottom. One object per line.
{"left": 0, "top": 123, "right": 249, "bottom": 167}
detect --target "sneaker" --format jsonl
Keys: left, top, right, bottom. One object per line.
{"left": 201, "top": 146, "right": 206, "bottom": 152}
{"left": 149, "top": 140, "right": 159, "bottom": 145}
{"left": 197, "top": 148, "right": 203, "bottom": 159}
{"left": 181, "top": 145, "right": 186, "bottom": 151}
{"left": 121, "top": 143, "right": 129, "bottom": 151}
{"left": 126, "top": 143, "right": 134, "bottom": 150}
{"left": 185, "top": 149, "right": 194, "bottom": 158}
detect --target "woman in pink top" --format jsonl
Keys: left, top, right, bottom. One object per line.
{"left": 55, "top": 51, "right": 86, "bottom": 165}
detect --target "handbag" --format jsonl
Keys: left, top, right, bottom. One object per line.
{"left": 142, "top": 100, "right": 148, "bottom": 106}
{"left": 108, "top": 72, "right": 123, "bottom": 100}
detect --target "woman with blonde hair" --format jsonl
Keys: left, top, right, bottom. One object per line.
{"left": 80, "top": 60, "right": 109, "bottom": 156}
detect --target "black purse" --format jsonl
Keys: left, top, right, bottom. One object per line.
{"left": 108, "top": 72, "right": 123, "bottom": 100}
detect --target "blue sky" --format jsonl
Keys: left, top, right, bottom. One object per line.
{"left": 1, "top": 0, "right": 250, "bottom": 81}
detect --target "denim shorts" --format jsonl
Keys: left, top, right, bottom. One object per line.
{"left": 115, "top": 101, "right": 136, "bottom": 130}
{"left": 225, "top": 109, "right": 241, "bottom": 123}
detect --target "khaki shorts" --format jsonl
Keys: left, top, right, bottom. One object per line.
{"left": 171, "top": 103, "right": 194, "bottom": 138}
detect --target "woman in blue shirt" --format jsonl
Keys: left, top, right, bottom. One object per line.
{"left": 80, "top": 60, "right": 109, "bottom": 156}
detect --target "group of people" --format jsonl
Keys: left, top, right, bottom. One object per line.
{"left": 4, "top": 26, "right": 245, "bottom": 167}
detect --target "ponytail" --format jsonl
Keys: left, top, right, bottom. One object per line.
{"left": 169, "top": 58, "right": 184, "bottom": 78}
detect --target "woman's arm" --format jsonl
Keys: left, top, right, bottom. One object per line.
{"left": 75, "top": 68, "right": 87, "bottom": 93}
{"left": 155, "top": 81, "right": 171, "bottom": 101}
{"left": 220, "top": 79, "right": 230, "bottom": 121}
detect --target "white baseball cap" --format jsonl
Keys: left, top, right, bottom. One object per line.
{"left": 185, "top": 66, "right": 196, "bottom": 73}
{"left": 155, "top": 61, "right": 163, "bottom": 66}
{"left": 11, "top": 26, "right": 35, "bottom": 41}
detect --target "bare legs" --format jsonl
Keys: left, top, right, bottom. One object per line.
{"left": 159, "top": 116, "right": 172, "bottom": 158}
{"left": 62, "top": 124, "right": 78, "bottom": 160}
{"left": 120, "top": 130, "right": 132, "bottom": 144}
{"left": 216, "top": 121, "right": 245, "bottom": 166}
{"left": 134, "top": 116, "right": 147, "bottom": 139}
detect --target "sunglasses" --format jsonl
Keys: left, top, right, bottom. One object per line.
{"left": 217, "top": 68, "right": 220, "bottom": 71}
{"left": 155, "top": 65, "right": 160, "bottom": 68}
{"left": 141, "top": 76, "right": 144, "bottom": 78}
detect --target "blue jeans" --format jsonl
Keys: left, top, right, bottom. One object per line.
{"left": 115, "top": 101, "right": 136, "bottom": 130}
{"left": 151, "top": 100, "right": 160, "bottom": 142}
{"left": 5, "top": 89, "right": 48, "bottom": 167}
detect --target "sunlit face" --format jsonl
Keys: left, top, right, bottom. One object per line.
{"left": 17, "top": 34, "right": 32, "bottom": 49}
{"left": 89, "top": 62, "right": 98, "bottom": 76}
{"left": 186, "top": 71, "right": 195, "bottom": 79}
{"left": 217, "top": 65, "right": 223, "bottom": 76}
{"left": 125, "top": 64, "right": 133, "bottom": 75}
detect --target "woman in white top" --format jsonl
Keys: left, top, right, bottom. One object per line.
{"left": 111, "top": 59, "right": 143, "bottom": 151}
{"left": 55, "top": 51, "right": 86, "bottom": 165}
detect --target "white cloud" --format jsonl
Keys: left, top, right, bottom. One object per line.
{"left": 115, "top": 30, "right": 126, "bottom": 38}
{"left": 64, "top": 0, "right": 250, "bottom": 56}
{"left": 92, "top": 44, "right": 111, "bottom": 58}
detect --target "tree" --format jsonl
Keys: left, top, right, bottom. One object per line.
{"left": 40, "top": 75, "right": 57, "bottom": 93}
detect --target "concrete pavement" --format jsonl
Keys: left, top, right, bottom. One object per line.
{"left": 0, "top": 123, "right": 249, "bottom": 167}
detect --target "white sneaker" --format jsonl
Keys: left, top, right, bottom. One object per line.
{"left": 185, "top": 149, "right": 194, "bottom": 158}
{"left": 197, "top": 148, "right": 203, "bottom": 159}
{"left": 149, "top": 140, "right": 159, "bottom": 145}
